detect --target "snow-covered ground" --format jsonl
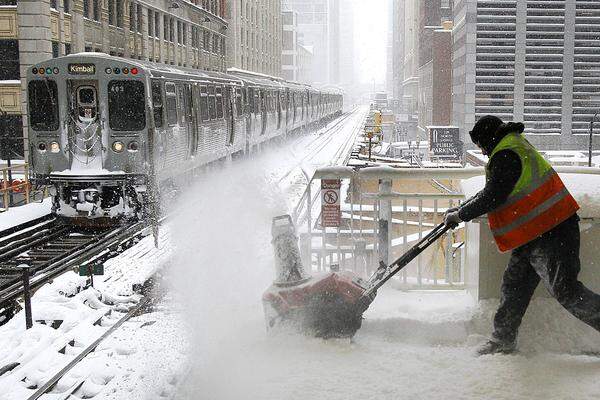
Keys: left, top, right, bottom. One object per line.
{"left": 0, "top": 198, "right": 52, "bottom": 231}
{"left": 3, "top": 110, "right": 600, "bottom": 400}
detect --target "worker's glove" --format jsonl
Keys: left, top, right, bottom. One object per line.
{"left": 446, "top": 206, "right": 459, "bottom": 214}
{"left": 444, "top": 211, "right": 462, "bottom": 229}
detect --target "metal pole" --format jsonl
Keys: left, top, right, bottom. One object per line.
{"left": 378, "top": 179, "right": 392, "bottom": 267}
{"left": 20, "top": 265, "right": 33, "bottom": 329}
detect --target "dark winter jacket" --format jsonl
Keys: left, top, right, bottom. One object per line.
{"left": 458, "top": 122, "right": 525, "bottom": 222}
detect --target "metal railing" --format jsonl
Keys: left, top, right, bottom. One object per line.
{"left": 292, "top": 166, "right": 484, "bottom": 289}
{"left": 0, "top": 163, "right": 48, "bottom": 211}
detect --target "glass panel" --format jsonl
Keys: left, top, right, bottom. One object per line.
{"left": 28, "top": 80, "right": 59, "bottom": 131}
{"left": 108, "top": 80, "right": 146, "bottom": 131}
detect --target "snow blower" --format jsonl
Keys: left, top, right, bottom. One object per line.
{"left": 262, "top": 215, "right": 453, "bottom": 338}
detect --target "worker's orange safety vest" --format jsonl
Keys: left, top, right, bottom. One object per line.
{"left": 487, "top": 133, "right": 579, "bottom": 252}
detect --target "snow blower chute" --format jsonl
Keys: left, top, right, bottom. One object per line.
{"left": 262, "top": 215, "right": 453, "bottom": 338}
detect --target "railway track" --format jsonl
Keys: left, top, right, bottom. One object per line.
{"left": 0, "top": 217, "right": 157, "bottom": 319}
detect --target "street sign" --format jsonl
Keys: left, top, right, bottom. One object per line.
{"left": 79, "top": 264, "right": 104, "bottom": 276}
{"left": 321, "top": 179, "right": 341, "bottom": 227}
{"left": 428, "top": 126, "right": 462, "bottom": 160}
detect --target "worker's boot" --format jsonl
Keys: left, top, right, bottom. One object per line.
{"left": 476, "top": 339, "right": 516, "bottom": 356}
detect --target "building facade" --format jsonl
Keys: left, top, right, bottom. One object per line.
{"left": 225, "top": 0, "right": 282, "bottom": 76}
{"left": 1, "top": 0, "right": 227, "bottom": 161}
{"left": 281, "top": 10, "right": 312, "bottom": 83}
{"left": 282, "top": 0, "right": 330, "bottom": 85}
{"left": 391, "top": 0, "right": 452, "bottom": 139}
{"left": 452, "top": 0, "right": 600, "bottom": 150}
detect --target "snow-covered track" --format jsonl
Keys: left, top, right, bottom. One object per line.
{"left": 24, "top": 295, "right": 152, "bottom": 400}
{"left": 0, "top": 220, "right": 156, "bottom": 317}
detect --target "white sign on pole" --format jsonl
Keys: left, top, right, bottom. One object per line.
{"left": 321, "top": 179, "right": 341, "bottom": 227}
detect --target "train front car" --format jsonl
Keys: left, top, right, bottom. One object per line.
{"left": 27, "top": 54, "right": 151, "bottom": 224}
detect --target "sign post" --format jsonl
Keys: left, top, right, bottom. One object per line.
{"left": 428, "top": 126, "right": 463, "bottom": 161}
{"left": 321, "top": 179, "right": 341, "bottom": 228}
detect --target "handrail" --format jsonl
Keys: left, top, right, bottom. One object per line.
{"left": 313, "top": 165, "right": 600, "bottom": 180}
{"left": 0, "top": 162, "right": 31, "bottom": 210}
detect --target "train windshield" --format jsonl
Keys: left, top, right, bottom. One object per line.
{"left": 108, "top": 80, "right": 146, "bottom": 131}
{"left": 28, "top": 80, "right": 59, "bottom": 131}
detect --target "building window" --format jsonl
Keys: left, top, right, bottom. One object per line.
{"left": 182, "top": 23, "right": 186, "bottom": 46}
{"left": 85, "top": 45, "right": 92, "bottom": 52}
{"left": 93, "top": 0, "right": 100, "bottom": 21}
{"left": 50, "top": 0, "right": 57, "bottom": 9}
{"left": 52, "top": 42, "right": 59, "bottom": 58}
{"left": 83, "top": 0, "right": 89, "bottom": 18}
{"left": 170, "top": 17, "right": 175, "bottom": 42}
{"left": 116, "top": 0, "right": 124, "bottom": 28}
{"left": 63, "top": 0, "right": 70, "bottom": 13}
{"left": 108, "top": 0, "right": 115, "bottom": 25}
{"left": 137, "top": 4, "right": 143, "bottom": 33}
{"left": 155, "top": 11, "right": 160, "bottom": 38}
{"left": 148, "top": 9, "right": 154, "bottom": 37}
{"left": 64, "top": 43, "right": 71, "bottom": 55}
{"left": 95, "top": 47, "right": 102, "bottom": 52}
{"left": 177, "top": 20, "right": 181, "bottom": 44}
{"left": 129, "top": 2, "right": 135, "bottom": 31}
{"left": 0, "top": 40, "right": 18, "bottom": 80}
{"left": 164, "top": 15, "right": 169, "bottom": 41}
{"left": 0, "top": 115, "right": 23, "bottom": 159}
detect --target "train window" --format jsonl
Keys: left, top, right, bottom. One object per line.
{"left": 28, "top": 80, "right": 59, "bottom": 131}
{"left": 165, "top": 82, "right": 177, "bottom": 126}
{"left": 235, "top": 88, "right": 243, "bottom": 117}
{"left": 208, "top": 85, "right": 216, "bottom": 120}
{"left": 215, "top": 86, "right": 223, "bottom": 119}
{"left": 151, "top": 81, "right": 163, "bottom": 128}
{"left": 199, "top": 86, "right": 209, "bottom": 121}
{"left": 108, "top": 80, "right": 146, "bottom": 131}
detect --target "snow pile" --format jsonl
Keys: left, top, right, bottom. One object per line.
{"left": 0, "top": 198, "right": 52, "bottom": 231}
{"left": 0, "top": 228, "right": 172, "bottom": 399}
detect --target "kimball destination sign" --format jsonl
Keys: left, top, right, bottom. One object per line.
{"left": 68, "top": 63, "right": 96, "bottom": 75}
{"left": 428, "top": 126, "right": 463, "bottom": 160}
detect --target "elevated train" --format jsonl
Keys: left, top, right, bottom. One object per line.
{"left": 26, "top": 53, "right": 343, "bottom": 223}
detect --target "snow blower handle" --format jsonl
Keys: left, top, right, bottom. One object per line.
{"left": 360, "top": 223, "right": 452, "bottom": 299}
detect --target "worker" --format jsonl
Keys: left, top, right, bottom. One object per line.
{"left": 445, "top": 115, "right": 600, "bottom": 355}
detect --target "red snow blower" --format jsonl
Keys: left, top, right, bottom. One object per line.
{"left": 262, "top": 215, "right": 452, "bottom": 338}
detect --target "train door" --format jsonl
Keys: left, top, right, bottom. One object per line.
{"left": 67, "top": 80, "right": 102, "bottom": 170}
{"left": 260, "top": 90, "right": 267, "bottom": 135}
{"left": 276, "top": 90, "right": 282, "bottom": 130}
{"left": 224, "top": 85, "right": 235, "bottom": 145}
{"left": 186, "top": 84, "right": 198, "bottom": 157}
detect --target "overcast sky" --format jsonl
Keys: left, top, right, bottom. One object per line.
{"left": 352, "top": 0, "right": 389, "bottom": 85}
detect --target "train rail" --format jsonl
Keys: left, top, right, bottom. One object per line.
{"left": 23, "top": 295, "right": 152, "bottom": 400}
{"left": 0, "top": 218, "right": 157, "bottom": 316}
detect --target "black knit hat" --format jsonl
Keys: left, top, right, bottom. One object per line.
{"left": 469, "top": 115, "right": 504, "bottom": 145}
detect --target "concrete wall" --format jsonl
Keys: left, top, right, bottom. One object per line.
{"left": 466, "top": 218, "right": 600, "bottom": 301}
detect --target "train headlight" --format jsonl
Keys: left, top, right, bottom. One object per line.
{"left": 38, "top": 142, "right": 47, "bottom": 153}
{"left": 127, "top": 141, "right": 139, "bottom": 152}
{"left": 112, "top": 141, "right": 124, "bottom": 153}
{"left": 50, "top": 141, "right": 60, "bottom": 153}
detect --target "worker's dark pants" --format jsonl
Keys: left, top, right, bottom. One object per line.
{"left": 492, "top": 214, "right": 600, "bottom": 344}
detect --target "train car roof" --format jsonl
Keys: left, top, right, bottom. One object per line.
{"left": 35, "top": 53, "right": 343, "bottom": 96}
